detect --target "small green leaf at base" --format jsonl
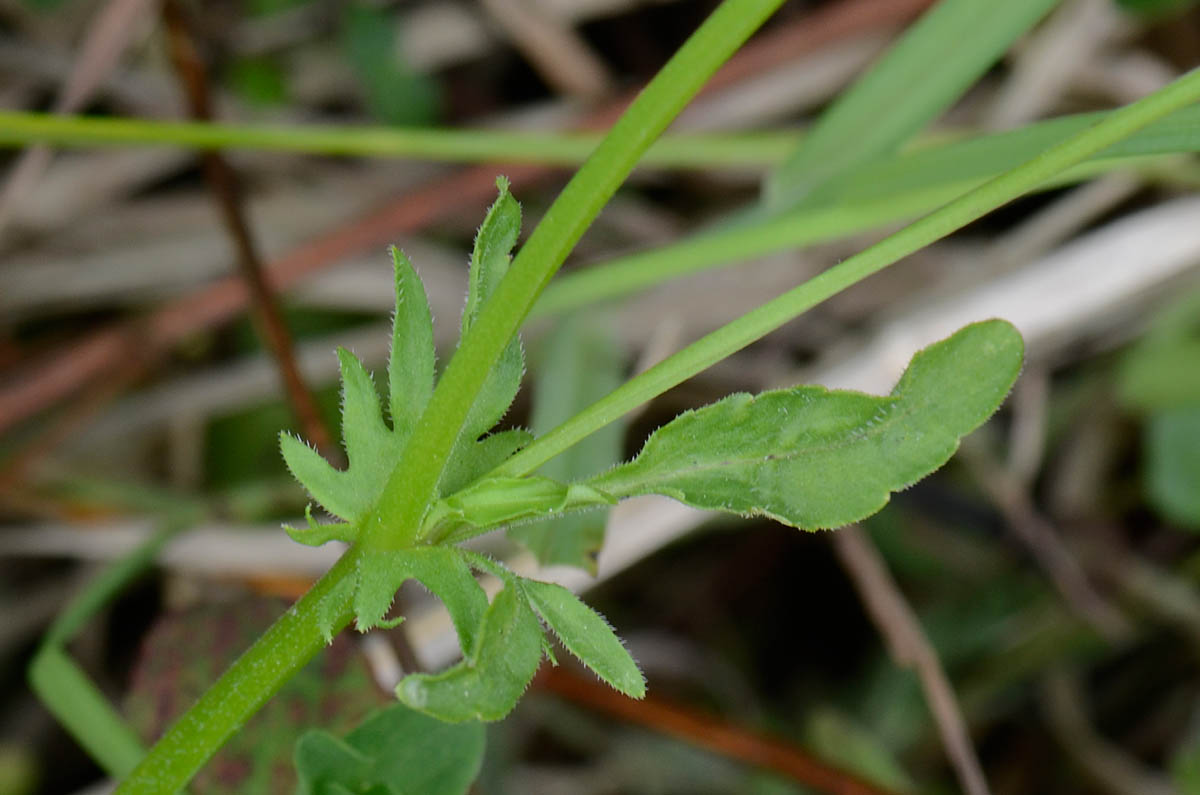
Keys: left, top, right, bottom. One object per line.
{"left": 295, "top": 703, "right": 485, "bottom": 795}
{"left": 590, "top": 320, "right": 1023, "bottom": 530}
{"left": 396, "top": 586, "right": 543, "bottom": 722}
{"left": 521, "top": 578, "right": 645, "bottom": 699}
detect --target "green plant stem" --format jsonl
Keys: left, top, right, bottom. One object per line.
{"left": 372, "top": 0, "right": 786, "bottom": 550}
{"left": 0, "top": 110, "right": 794, "bottom": 170}
{"left": 115, "top": 549, "right": 358, "bottom": 793}
{"left": 115, "top": 2, "right": 785, "bottom": 789}
{"left": 497, "top": 67, "right": 1200, "bottom": 480}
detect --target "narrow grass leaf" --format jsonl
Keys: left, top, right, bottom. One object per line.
{"left": 388, "top": 246, "right": 435, "bottom": 442}
{"left": 296, "top": 702, "right": 484, "bottom": 795}
{"left": 590, "top": 320, "right": 1024, "bottom": 529}
{"left": 521, "top": 578, "right": 645, "bottom": 698}
{"left": 396, "top": 586, "right": 544, "bottom": 722}
{"left": 765, "top": 0, "right": 1060, "bottom": 207}
{"left": 511, "top": 318, "right": 626, "bottom": 571}
{"left": 534, "top": 106, "right": 1200, "bottom": 318}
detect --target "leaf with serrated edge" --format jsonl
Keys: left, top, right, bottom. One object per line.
{"left": 511, "top": 318, "right": 625, "bottom": 572}
{"left": 315, "top": 574, "right": 356, "bottom": 644}
{"left": 280, "top": 433, "right": 358, "bottom": 525}
{"left": 458, "top": 177, "right": 525, "bottom": 443}
{"left": 396, "top": 585, "right": 543, "bottom": 722}
{"left": 521, "top": 578, "right": 645, "bottom": 698}
{"left": 353, "top": 547, "right": 488, "bottom": 643}
{"left": 295, "top": 702, "right": 484, "bottom": 795}
{"left": 281, "top": 348, "right": 405, "bottom": 525}
{"left": 388, "top": 246, "right": 435, "bottom": 442}
{"left": 462, "top": 177, "right": 520, "bottom": 335}
{"left": 590, "top": 320, "right": 1023, "bottom": 530}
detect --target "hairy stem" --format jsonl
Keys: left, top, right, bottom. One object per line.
{"left": 114, "top": 0, "right": 785, "bottom": 788}
{"left": 373, "top": 0, "right": 786, "bottom": 549}
{"left": 115, "top": 550, "right": 358, "bottom": 793}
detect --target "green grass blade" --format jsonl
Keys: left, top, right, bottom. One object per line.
{"left": 0, "top": 110, "right": 796, "bottom": 170}
{"left": 500, "top": 66, "right": 1200, "bottom": 481}
{"left": 28, "top": 650, "right": 147, "bottom": 777}
{"left": 29, "top": 519, "right": 191, "bottom": 779}
{"left": 533, "top": 105, "right": 1200, "bottom": 318}
{"left": 765, "top": 0, "right": 1060, "bottom": 207}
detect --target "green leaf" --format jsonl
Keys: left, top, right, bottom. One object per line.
{"left": 341, "top": 4, "right": 438, "bottom": 126}
{"left": 521, "top": 578, "right": 645, "bottom": 698}
{"left": 353, "top": 547, "right": 488, "bottom": 642}
{"left": 440, "top": 428, "right": 534, "bottom": 496}
{"left": 510, "top": 318, "right": 626, "bottom": 572}
{"left": 1145, "top": 407, "right": 1200, "bottom": 529}
{"left": 463, "top": 177, "right": 521, "bottom": 335}
{"left": 280, "top": 433, "right": 357, "bottom": 527}
{"left": 590, "top": 320, "right": 1023, "bottom": 529}
{"left": 436, "top": 179, "right": 529, "bottom": 500}
{"left": 295, "top": 703, "right": 485, "bottom": 795}
{"left": 280, "top": 348, "right": 405, "bottom": 525}
{"left": 1118, "top": 339, "right": 1200, "bottom": 412}
{"left": 458, "top": 177, "right": 525, "bottom": 443}
{"left": 803, "top": 708, "right": 916, "bottom": 793}
{"left": 1118, "top": 291, "right": 1200, "bottom": 413}
{"left": 315, "top": 574, "right": 356, "bottom": 644}
{"left": 396, "top": 585, "right": 544, "bottom": 722}
{"left": 388, "top": 246, "right": 435, "bottom": 442}
{"left": 286, "top": 506, "right": 355, "bottom": 549}
{"left": 765, "top": 0, "right": 1059, "bottom": 207}
{"left": 424, "top": 476, "right": 615, "bottom": 544}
